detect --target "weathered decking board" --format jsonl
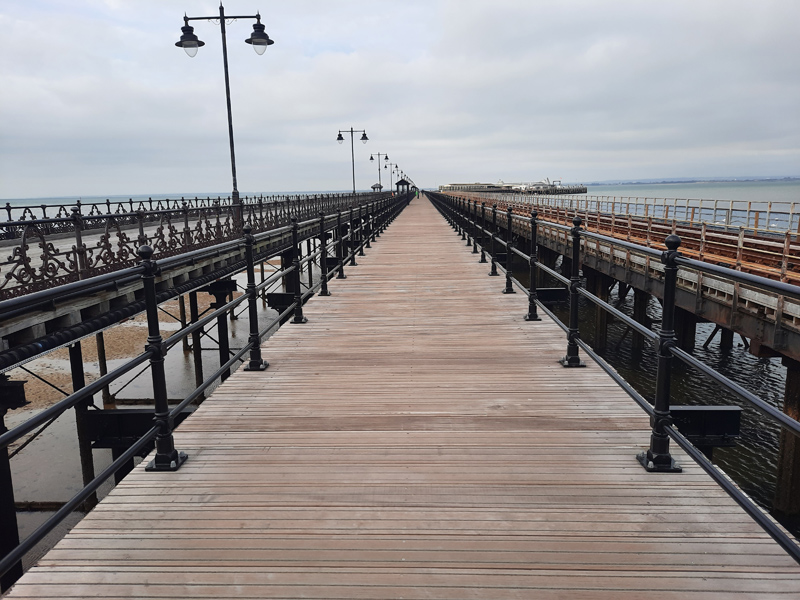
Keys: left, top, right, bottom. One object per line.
{"left": 6, "top": 195, "right": 799, "bottom": 598}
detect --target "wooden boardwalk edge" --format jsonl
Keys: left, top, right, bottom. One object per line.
{"left": 6, "top": 194, "right": 800, "bottom": 599}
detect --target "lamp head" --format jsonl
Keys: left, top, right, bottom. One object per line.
{"left": 176, "top": 17, "right": 205, "bottom": 57}
{"left": 360, "top": 132, "right": 368, "bottom": 144}
{"left": 336, "top": 133, "right": 344, "bottom": 144}
{"left": 245, "top": 14, "right": 274, "bottom": 55}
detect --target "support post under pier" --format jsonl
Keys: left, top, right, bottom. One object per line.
{"left": 775, "top": 357, "right": 800, "bottom": 516}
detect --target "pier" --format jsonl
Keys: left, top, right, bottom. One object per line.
{"left": 3, "top": 194, "right": 799, "bottom": 598}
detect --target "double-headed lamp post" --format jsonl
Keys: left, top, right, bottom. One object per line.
{"left": 369, "top": 153, "right": 389, "bottom": 192}
{"left": 175, "top": 3, "right": 274, "bottom": 226}
{"left": 337, "top": 128, "right": 368, "bottom": 193}
{"left": 386, "top": 163, "right": 402, "bottom": 193}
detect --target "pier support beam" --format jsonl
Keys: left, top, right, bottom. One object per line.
{"left": 775, "top": 356, "right": 800, "bottom": 516}
{"left": 632, "top": 289, "right": 650, "bottom": 354}
{"left": 189, "top": 291, "right": 205, "bottom": 402}
{"left": 592, "top": 272, "right": 613, "bottom": 352}
{"left": 69, "top": 342, "right": 98, "bottom": 511}
{"left": 720, "top": 327, "right": 734, "bottom": 351}
{"left": 95, "top": 332, "right": 114, "bottom": 409}
{"left": 674, "top": 307, "right": 696, "bottom": 353}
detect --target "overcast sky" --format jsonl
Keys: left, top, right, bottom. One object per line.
{"left": 1, "top": 0, "right": 798, "bottom": 199}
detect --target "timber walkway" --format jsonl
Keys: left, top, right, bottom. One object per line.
{"left": 6, "top": 194, "right": 800, "bottom": 598}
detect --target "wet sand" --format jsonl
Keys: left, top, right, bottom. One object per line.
{"left": 5, "top": 292, "right": 232, "bottom": 411}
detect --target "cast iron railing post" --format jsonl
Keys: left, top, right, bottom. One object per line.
{"left": 503, "top": 206, "right": 516, "bottom": 294}
{"left": 525, "top": 211, "right": 541, "bottom": 321}
{"left": 471, "top": 201, "right": 479, "bottom": 254}
{"left": 460, "top": 200, "right": 467, "bottom": 240}
{"left": 480, "top": 202, "right": 487, "bottom": 263}
{"left": 318, "top": 212, "right": 331, "bottom": 296}
{"left": 365, "top": 203, "right": 372, "bottom": 249}
{"left": 489, "top": 204, "right": 499, "bottom": 276}
{"left": 140, "top": 245, "right": 187, "bottom": 471}
{"left": 336, "top": 209, "right": 346, "bottom": 279}
{"left": 638, "top": 234, "right": 683, "bottom": 472}
{"left": 291, "top": 218, "right": 308, "bottom": 324}
{"left": 71, "top": 207, "right": 89, "bottom": 280}
{"left": 136, "top": 209, "right": 148, "bottom": 247}
{"left": 358, "top": 204, "right": 366, "bottom": 256}
{"left": 559, "top": 216, "right": 585, "bottom": 367}
{"left": 243, "top": 226, "right": 268, "bottom": 371}
{"left": 348, "top": 206, "right": 358, "bottom": 266}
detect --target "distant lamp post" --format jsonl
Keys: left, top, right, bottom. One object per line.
{"left": 369, "top": 153, "right": 389, "bottom": 192}
{"left": 337, "top": 128, "right": 368, "bottom": 193}
{"left": 175, "top": 4, "right": 274, "bottom": 225}
{"left": 386, "top": 162, "right": 398, "bottom": 193}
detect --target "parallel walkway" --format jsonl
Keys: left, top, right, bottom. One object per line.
{"left": 6, "top": 195, "right": 800, "bottom": 598}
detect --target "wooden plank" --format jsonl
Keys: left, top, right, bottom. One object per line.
{"left": 6, "top": 194, "right": 800, "bottom": 599}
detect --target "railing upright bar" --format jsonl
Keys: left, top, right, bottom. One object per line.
{"left": 480, "top": 202, "right": 487, "bottom": 263}
{"left": 503, "top": 206, "right": 516, "bottom": 294}
{"left": 336, "top": 209, "right": 346, "bottom": 279}
{"left": 525, "top": 211, "right": 541, "bottom": 321}
{"left": 637, "top": 234, "right": 682, "bottom": 472}
{"left": 139, "top": 245, "right": 187, "bottom": 472}
{"left": 559, "top": 217, "right": 585, "bottom": 368}
{"left": 291, "top": 218, "right": 308, "bottom": 324}
{"left": 243, "top": 226, "right": 268, "bottom": 372}
{"left": 319, "top": 212, "right": 331, "bottom": 296}
{"left": 489, "top": 204, "right": 499, "bottom": 276}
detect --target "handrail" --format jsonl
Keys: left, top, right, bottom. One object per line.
{"left": 429, "top": 190, "right": 800, "bottom": 564}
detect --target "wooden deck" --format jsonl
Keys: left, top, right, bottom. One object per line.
{"left": 6, "top": 195, "right": 800, "bottom": 598}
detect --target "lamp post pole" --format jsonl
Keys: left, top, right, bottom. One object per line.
{"left": 176, "top": 3, "right": 274, "bottom": 227}
{"left": 337, "top": 128, "right": 368, "bottom": 193}
{"left": 369, "top": 153, "right": 389, "bottom": 192}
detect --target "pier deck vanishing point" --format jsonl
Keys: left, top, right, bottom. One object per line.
{"left": 6, "top": 194, "right": 800, "bottom": 598}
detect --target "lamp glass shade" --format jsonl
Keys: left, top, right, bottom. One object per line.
{"left": 337, "top": 133, "right": 344, "bottom": 144}
{"left": 183, "top": 42, "right": 199, "bottom": 57}
{"left": 360, "top": 133, "right": 368, "bottom": 144}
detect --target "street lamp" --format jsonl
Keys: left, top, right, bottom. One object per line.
{"left": 369, "top": 153, "right": 389, "bottom": 192}
{"left": 337, "top": 128, "right": 368, "bottom": 193}
{"left": 386, "top": 162, "right": 398, "bottom": 193}
{"left": 175, "top": 4, "right": 274, "bottom": 225}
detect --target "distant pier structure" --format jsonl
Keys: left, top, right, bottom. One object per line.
{"left": 439, "top": 179, "right": 587, "bottom": 195}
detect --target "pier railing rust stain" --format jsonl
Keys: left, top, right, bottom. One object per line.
{"left": 446, "top": 190, "right": 800, "bottom": 286}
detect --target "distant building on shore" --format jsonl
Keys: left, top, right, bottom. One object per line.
{"left": 439, "top": 179, "right": 587, "bottom": 195}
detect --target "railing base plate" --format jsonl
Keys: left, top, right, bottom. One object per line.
{"left": 636, "top": 450, "right": 682, "bottom": 473}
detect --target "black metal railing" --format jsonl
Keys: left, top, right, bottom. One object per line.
{"left": 0, "top": 192, "right": 413, "bottom": 587}
{"left": 429, "top": 190, "right": 800, "bottom": 565}
{"left": 0, "top": 192, "right": 391, "bottom": 300}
